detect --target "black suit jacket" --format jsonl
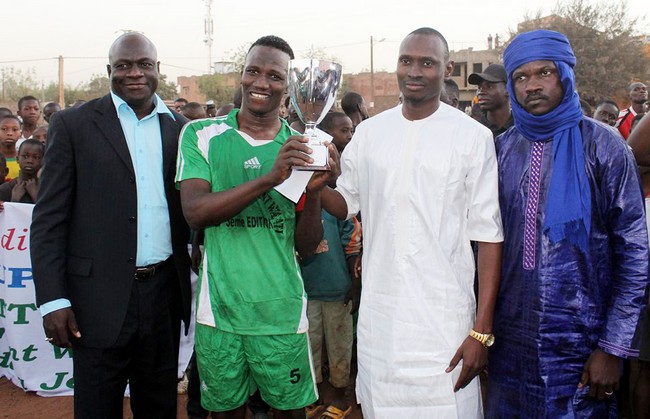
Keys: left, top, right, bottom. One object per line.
{"left": 31, "top": 94, "right": 191, "bottom": 348}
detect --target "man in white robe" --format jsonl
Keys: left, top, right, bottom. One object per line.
{"left": 320, "top": 27, "right": 504, "bottom": 418}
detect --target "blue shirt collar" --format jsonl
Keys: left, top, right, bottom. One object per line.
{"left": 110, "top": 91, "right": 175, "bottom": 121}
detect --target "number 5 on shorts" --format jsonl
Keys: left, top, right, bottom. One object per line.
{"left": 290, "top": 368, "right": 301, "bottom": 384}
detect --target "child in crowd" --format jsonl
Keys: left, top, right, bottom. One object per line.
{"left": 0, "top": 115, "right": 22, "bottom": 181}
{"left": 0, "top": 139, "right": 43, "bottom": 204}
{"left": 302, "top": 213, "right": 361, "bottom": 417}
{"left": 0, "top": 108, "right": 12, "bottom": 119}
{"left": 181, "top": 102, "right": 207, "bottom": 120}
{"left": 29, "top": 125, "right": 48, "bottom": 145}
{"left": 318, "top": 112, "right": 353, "bottom": 153}
{"left": 17, "top": 96, "right": 41, "bottom": 140}
{"left": 301, "top": 111, "right": 362, "bottom": 418}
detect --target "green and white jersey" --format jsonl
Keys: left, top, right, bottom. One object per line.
{"left": 176, "top": 110, "right": 308, "bottom": 335}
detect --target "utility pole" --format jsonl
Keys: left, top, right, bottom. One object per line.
{"left": 370, "top": 36, "right": 374, "bottom": 108}
{"left": 58, "top": 55, "right": 64, "bottom": 108}
{"left": 370, "top": 36, "right": 385, "bottom": 108}
{"left": 204, "top": 0, "right": 214, "bottom": 74}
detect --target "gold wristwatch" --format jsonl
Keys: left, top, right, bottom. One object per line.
{"left": 469, "top": 329, "right": 495, "bottom": 348}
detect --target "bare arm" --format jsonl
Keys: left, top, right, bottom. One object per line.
{"left": 180, "top": 136, "right": 314, "bottom": 229}
{"left": 627, "top": 114, "right": 650, "bottom": 166}
{"left": 447, "top": 241, "right": 502, "bottom": 392}
{"left": 320, "top": 187, "right": 349, "bottom": 220}
{"left": 474, "top": 241, "right": 502, "bottom": 333}
{"left": 295, "top": 143, "right": 341, "bottom": 259}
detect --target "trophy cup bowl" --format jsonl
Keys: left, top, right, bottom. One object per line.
{"left": 288, "top": 59, "right": 342, "bottom": 171}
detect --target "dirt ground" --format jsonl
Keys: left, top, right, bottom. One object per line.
{"left": 0, "top": 377, "right": 363, "bottom": 419}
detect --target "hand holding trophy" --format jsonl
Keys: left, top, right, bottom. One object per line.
{"left": 288, "top": 59, "right": 342, "bottom": 171}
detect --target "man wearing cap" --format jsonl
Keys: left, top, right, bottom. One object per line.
{"left": 205, "top": 99, "right": 217, "bottom": 117}
{"left": 487, "top": 30, "right": 649, "bottom": 418}
{"left": 468, "top": 64, "right": 512, "bottom": 138}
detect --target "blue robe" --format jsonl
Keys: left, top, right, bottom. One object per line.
{"left": 487, "top": 118, "right": 649, "bottom": 418}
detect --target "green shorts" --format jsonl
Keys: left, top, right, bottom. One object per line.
{"left": 195, "top": 323, "right": 318, "bottom": 412}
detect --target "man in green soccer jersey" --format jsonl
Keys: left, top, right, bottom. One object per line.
{"left": 176, "top": 35, "right": 338, "bottom": 419}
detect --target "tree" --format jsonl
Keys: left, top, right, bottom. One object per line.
{"left": 82, "top": 74, "right": 110, "bottom": 99}
{"left": 0, "top": 67, "right": 40, "bottom": 103}
{"left": 197, "top": 73, "right": 237, "bottom": 106}
{"left": 156, "top": 73, "right": 178, "bottom": 100}
{"left": 228, "top": 43, "right": 251, "bottom": 74}
{"left": 300, "top": 45, "right": 341, "bottom": 64}
{"left": 510, "top": 0, "right": 649, "bottom": 102}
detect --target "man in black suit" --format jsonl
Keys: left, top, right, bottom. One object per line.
{"left": 30, "top": 33, "right": 191, "bottom": 418}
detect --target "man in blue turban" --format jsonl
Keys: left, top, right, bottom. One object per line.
{"left": 487, "top": 29, "right": 649, "bottom": 418}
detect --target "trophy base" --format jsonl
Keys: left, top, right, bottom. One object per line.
{"left": 293, "top": 165, "right": 330, "bottom": 171}
{"left": 292, "top": 143, "right": 329, "bottom": 171}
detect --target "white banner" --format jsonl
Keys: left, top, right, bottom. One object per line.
{"left": 0, "top": 203, "right": 195, "bottom": 397}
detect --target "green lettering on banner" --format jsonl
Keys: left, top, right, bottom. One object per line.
{"left": 40, "top": 371, "right": 74, "bottom": 391}
{"left": 0, "top": 347, "right": 19, "bottom": 369}
{"left": 7, "top": 303, "right": 37, "bottom": 324}
{"left": 0, "top": 327, "right": 4, "bottom": 339}
{"left": 22, "top": 344, "right": 37, "bottom": 362}
{"left": 0, "top": 297, "right": 6, "bottom": 317}
{"left": 53, "top": 346, "right": 73, "bottom": 359}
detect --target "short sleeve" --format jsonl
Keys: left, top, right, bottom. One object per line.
{"left": 466, "top": 127, "right": 504, "bottom": 242}
{"left": 335, "top": 128, "right": 362, "bottom": 220}
{"left": 175, "top": 122, "right": 212, "bottom": 186}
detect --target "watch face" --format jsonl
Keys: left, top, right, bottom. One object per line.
{"left": 485, "top": 334, "right": 495, "bottom": 347}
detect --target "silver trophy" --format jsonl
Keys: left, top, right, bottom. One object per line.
{"left": 288, "top": 59, "right": 342, "bottom": 171}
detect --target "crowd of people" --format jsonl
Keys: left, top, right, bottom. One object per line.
{"left": 0, "top": 25, "right": 645, "bottom": 419}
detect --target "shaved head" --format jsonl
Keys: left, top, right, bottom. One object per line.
{"left": 109, "top": 33, "right": 157, "bottom": 63}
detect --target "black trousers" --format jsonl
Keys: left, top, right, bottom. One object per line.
{"left": 72, "top": 261, "right": 181, "bottom": 419}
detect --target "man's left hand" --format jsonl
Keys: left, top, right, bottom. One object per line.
{"left": 446, "top": 336, "right": 487, "bottom": 392}
{"left": 578, "top": 349, "right": 621, "bottom": 399}
{"left": 306, "top": 143, "right": 341, "bottom": 193}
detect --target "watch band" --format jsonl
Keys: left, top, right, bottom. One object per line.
{"left": 469, "top": 329, "right": 494, "bottom": 347}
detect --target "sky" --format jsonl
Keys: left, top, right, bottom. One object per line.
{"left": 3, "top": 0, "right": 648, "bottom": 89}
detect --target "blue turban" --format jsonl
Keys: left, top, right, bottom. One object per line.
{"left": 503, "top": 30, "right": 590, "bottom": 252}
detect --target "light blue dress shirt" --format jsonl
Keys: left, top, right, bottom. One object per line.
{"left": 40, "top": 93, "right": 174, "bottom": 317}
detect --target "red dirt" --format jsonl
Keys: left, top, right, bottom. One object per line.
{"left": 0, "top": 377, "right": 363, "bottom": 418}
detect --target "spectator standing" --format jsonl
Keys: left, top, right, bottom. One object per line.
{"left": 0, "top": 139, "right": 42, "bottom": 204}
{"left": 17, "top": 95, "right": 41, "bottom": 139}
{"left": 593, "top": 100, "right": 620, "bottom": 127}
{"left": 0, "top": 115, "right": 22, "bottom": 181}
{"left": 441, "top": 78, "right": 460, "bottom": 109}
{"left": 42, "top": 102, "right": 61, "bottom": 123}
{"left": 174, "top": 97, "right": 189, "bottom": 112}
{"left": 340, "top": 92, "right": 369, "bottom": 131}
{"left": 487, "top": 30, "right": 649, "bottom": 418}
{"left": 182, "top": 102, "right": 207, "bottom": 120}
{"left": 616, "top": 82, "right": 647, "bottom": 139}
{"left": 626, "top": 113, "right": 650, "bottom": 419}
{"left": 468, "top": 64, "right": 513, "bottom": 138}
{"left": 30, "top": 33, "right": 192, "bottom": 418}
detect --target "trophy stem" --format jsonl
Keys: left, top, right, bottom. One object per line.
{"left": 304, "top": 123, "right": 318, "bottom": 143}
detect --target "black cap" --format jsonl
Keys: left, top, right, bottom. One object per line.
{"left": 468, "top": 64, "right": 507, "bottom": 85}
